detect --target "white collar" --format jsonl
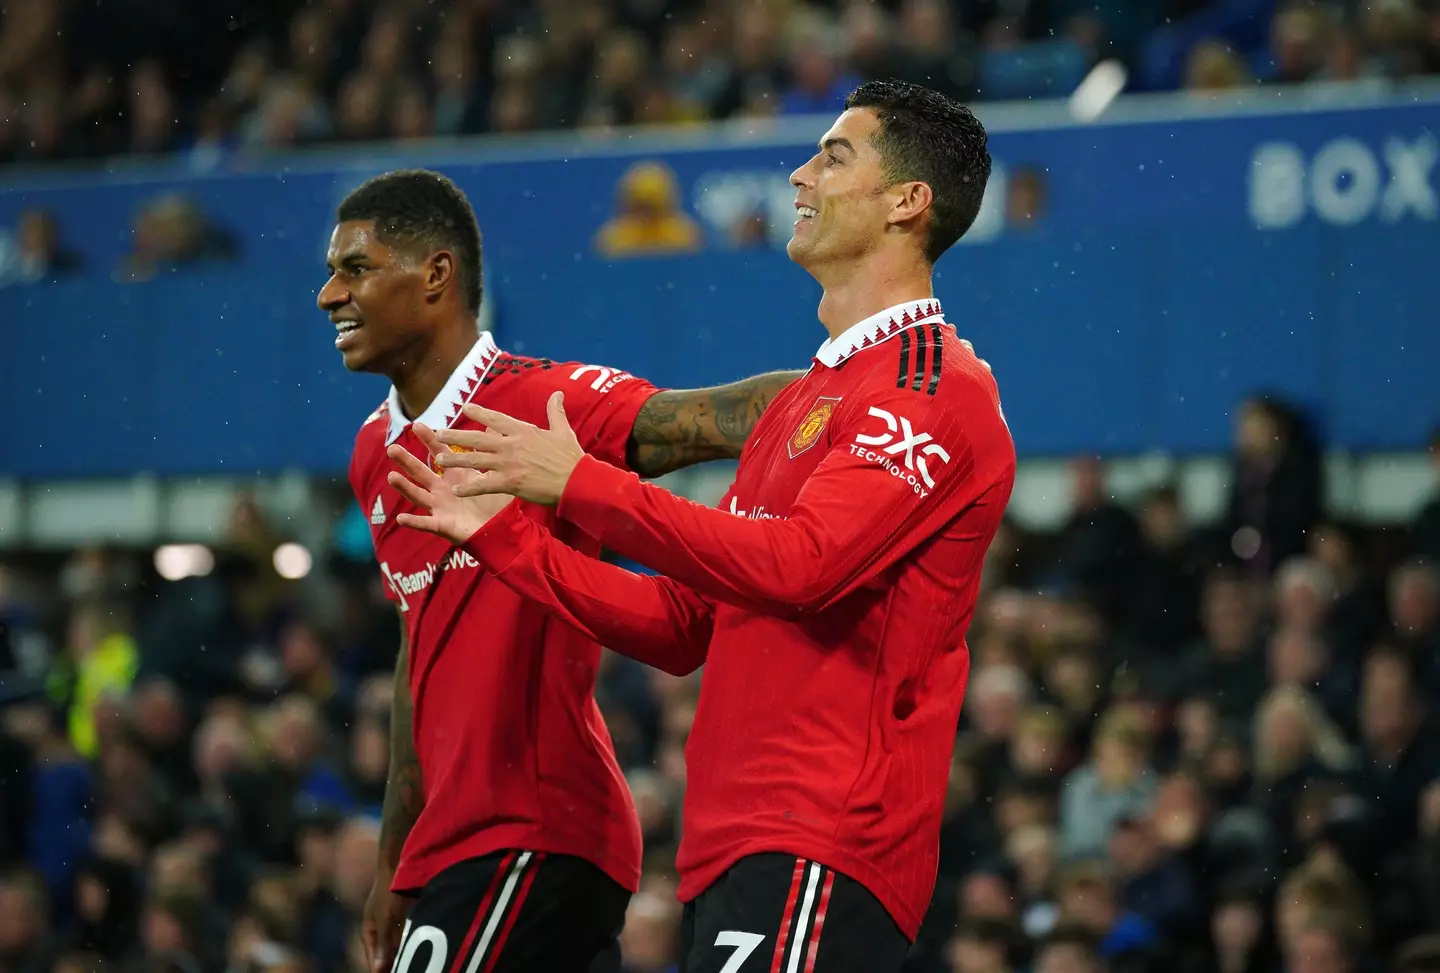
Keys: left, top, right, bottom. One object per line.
{"left": 386, "top": 331, "right": 501, "bottom": 445}
{"left": 814, "top": 298, "right": 945, "bottom": 367}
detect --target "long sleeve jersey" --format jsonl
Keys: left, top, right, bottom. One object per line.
{"left": 462, "top": 299, "right": 1015, "bottom": 939}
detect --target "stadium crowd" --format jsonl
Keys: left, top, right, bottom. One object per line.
{"left": 0, "top": 0, "right": 1439, "bottom": 167}
{"left": 1, "top": 400, "right": 1439, "bottom": 973}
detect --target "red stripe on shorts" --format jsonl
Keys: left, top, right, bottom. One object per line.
{"left": 768, "top": 859, "right": 808, "bottom": 973}
{"left": 445, "top": 852, "right": 517, "bottom": 973}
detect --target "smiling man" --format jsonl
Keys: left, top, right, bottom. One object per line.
{"left": 320, "top": 169, "right": 800, "bottom": 973}
{"left": 387, "top": 82, "right": 1015, "bottom": 973}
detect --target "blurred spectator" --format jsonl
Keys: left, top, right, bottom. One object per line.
{"left": 46, "top": 602, "right": 137, "bottom": 762}
{"left": 115, "top": 195, "right": 240, "bottom": 283}
{"left": 431, "top": 33, "right": 488, "bottom": 136}
{"left": 780, "top": 25, "right": 861, "bottom": 116}
{"left": 1185, "top": 40, "right": 1252, "bottom": 90}
{"left": 595, "top": 161, "right": 704, "bottom": 257}
{"left": 128, "top": 61, "right": 178, "bottom": 156}
{"left": 1006, "top": 168, "right": 1048, "bottom": 230}
{"left": 1109, "top": 812, "right": 1200, "bottom": 939}
{"left": 1032, "top": 924, "right": 1104, "bottom": 973}
{"left": 1166, "top": 569, "right": 1267, "bottom": 721}
{"left": 0, "top": 209, "right": 83, "bottom": 286}
{"left": 1130, "top": 484, "right": 1203, "bottom": 653}
{"left": 1388, "top": 560, "right": 1440, "bottom": 672}
{"left": 1054, "top": 862, "right": 1162, "bottom": 966}
{"left": 0, "top": 870, "right": 53, "bottom": 973}
{"left": 893, "top": 0, "right": 979, "bottom": 101}
{"left": 1263, "top": 6, "right": 1332, "bottom": 84}
{"left": 1250, "top": 686, "right": 1354, "bottom": 843}
{"left": 1060, "top": 709, "right": 1158, "bottom": 860}
{"left": 1053, "top": 456, "right": 1143, "bottom": 629}
{"left": 1358, "top": 648, "right": 1439, "bottom": 857}
{"left": 1196, "top": 884, "right": 1276, "bottom": 973}
{"left": 1227, "top": 395, "right": 1324, "bottom": 577}
{"left": 948, "top": 917, "right": 1019, "bottom": 972}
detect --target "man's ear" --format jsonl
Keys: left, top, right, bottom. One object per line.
{"left": 426, "top": 250, "right": 455, "bottom": 301}
{"left": 888, "top": 181, "right": 934, "bottom": 228}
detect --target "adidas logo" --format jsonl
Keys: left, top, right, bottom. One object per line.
{"left": 371, "top": 495, "right": 385, "bottom": 525}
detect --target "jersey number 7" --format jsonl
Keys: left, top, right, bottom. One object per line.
{"left": 714, "top": 931, "right": 765, "bottom": 972}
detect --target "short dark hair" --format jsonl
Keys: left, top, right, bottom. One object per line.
{"left": 844, "top": 80, "right": 991, "bottom": 263}
{"left": 337, "top": 169, "right": 483, "bottom": 313}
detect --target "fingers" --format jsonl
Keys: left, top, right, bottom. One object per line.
{"left": 435, "top": 426, "right": 505, "bottom": 452}
{"left": 387, "top": 470, "right": 435, "bottom": 509}
{"left": 361, "top": 924, "right": 380, "bottom": 973}
{"left": 545, "top": 390, "right": 569, "bottom": 431}
{"left": 435, "top": 449, "right": 499, "bottom": 472}
{"left": 460, "top": 402, "right": 529, "bottom": 433}
{"left": 388, "top": 444, "right": 441, "bottom": 488}
{"left": 411, "top": 423, "right": 452, "bottom": 463}
{"left": 395, "top": 512, "right": 444, "bottom": 533}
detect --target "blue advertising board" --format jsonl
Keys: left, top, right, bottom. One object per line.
{"left": 1, "top": 88, "right": 1437, "bottom": 476}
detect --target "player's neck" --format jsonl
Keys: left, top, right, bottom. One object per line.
{"left": 815, "top": 254, "right": 933, "bottom": 341}
{"left": 389, "top": 325, "right": 480, "bottom": 421}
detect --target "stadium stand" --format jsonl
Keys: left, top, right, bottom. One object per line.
{"left": 0, "top": 0, "right": 1438, "bottom": 166}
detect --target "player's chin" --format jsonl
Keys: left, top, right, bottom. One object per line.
{"left": 337, "top": 340, "right": 379, "bottom": 373}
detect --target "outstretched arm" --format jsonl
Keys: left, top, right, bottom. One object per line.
{"left": 626, "top": 371, "right": 805, "bottom": 477}
{"left": 385, "top": 425, "right": 714, "bottom": 676}
{"left": 437, "top": 386, "right": 1008, "bottom": 617}
{"left": 459, "top": 504, "right": 714, "bottom": 676}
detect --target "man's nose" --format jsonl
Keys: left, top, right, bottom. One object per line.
{"left": 317, "top": 277, "right": 346, "bottom": 311}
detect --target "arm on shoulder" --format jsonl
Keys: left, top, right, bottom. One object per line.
{"left": 626, "top": 370, "right": 806, "bottom": 477}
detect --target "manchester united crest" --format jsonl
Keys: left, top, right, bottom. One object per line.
{"left": 787, "top": 396, "right": 841, "bottom": 459}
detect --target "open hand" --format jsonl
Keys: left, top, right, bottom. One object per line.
{"left": 386, "top": 424, "right": 514, "bottom": 543}
{"left": 431, "top": 391, "right": 585, "bottom": 507}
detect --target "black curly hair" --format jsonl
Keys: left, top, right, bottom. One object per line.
{"left": 337, "top": 169, "right": 483, "bottom": 312}
{"left": 844, "top": 80, "right": 991, "bottom": 263}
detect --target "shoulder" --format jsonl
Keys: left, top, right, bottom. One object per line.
{"left": 352, "top": 397, "right": 391, "bottom": 456}
{"left": 461, "top": 353, "right": 564, "bottom": 425}
{"left": 486, "top": 353, "right": 647, "bottom": 400}
{"left": 850, "top": 325, "right": 1009, "bottom": 431}
{"left": 349, "top": 398, "right": 392, "bottom": 490}
{"left": 459, "top": 354, "right": 656, "bottom": 430}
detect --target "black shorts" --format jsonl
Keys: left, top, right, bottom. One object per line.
{"left": 395, "top": 851, "right": 630, "bottom": 973}
{"left": 679, "top": 854, "right": 909, "bottom": 973}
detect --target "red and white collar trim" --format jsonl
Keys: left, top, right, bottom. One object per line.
{"left": 386, "top": 331, "right": 501, "bottom": 445}
{"left": 814, "top": 299, "right": 944, "bottom": 368}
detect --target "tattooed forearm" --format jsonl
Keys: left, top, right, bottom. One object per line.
{"left": 379, "top": 620, "right": 423, "bottom": 874}
{"left": 627, "top": 370, "right": 806, "bottom": 477}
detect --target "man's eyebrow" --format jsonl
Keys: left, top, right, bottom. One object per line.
{"left": 820, "top": 136, "right": 856, "bottom": 155}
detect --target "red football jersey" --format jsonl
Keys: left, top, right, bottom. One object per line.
{"left": 460, "top": 299, "right": 1015, "bottom": 939}
{"left": 349, "top": 332, "right": 658, "bottom": 895}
